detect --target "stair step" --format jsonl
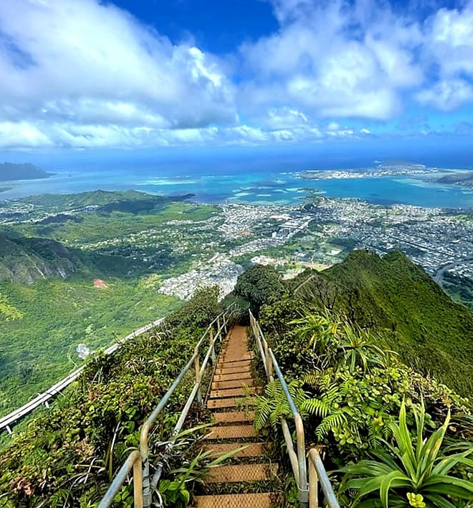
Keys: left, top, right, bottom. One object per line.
{"left": 217, "top": 359, "right": 252, "bottom": 369}
{"left": 205, "top": 463, "right": 278, "bottom": 483}
{"left": 207, "top": 397, "right": 255, "bottom": 409}
{"left": 205, "top": 424, "right": 257, "bottom": 440}
{"left": 213, "top": 372, "right": 253, "bottom": 382}
{"left": 203, "top": 442, "right": 270, "bottom": 458}
{"left": 214, "top": 411, "right": 255, "bottom": 424}
{"left": 215, "top": 365, "right": 252, "bottom": 375}
{"left": 210, "top": 386, "right": 257, "bottom": 399}
{"left": 195, "top": 492, "right": 274, "bottom": 508}
{"left": 212, "top": 379, "right": 254, "bottom": 390}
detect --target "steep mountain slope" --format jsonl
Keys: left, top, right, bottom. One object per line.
{"left": 0, "top": 162, "right": 52, "bottom": 181}
{"left": 290, "top": 250, "right": 473, "bottom": 396}
{"left": 0, "top": 234, "right": 78, "bottom": 284}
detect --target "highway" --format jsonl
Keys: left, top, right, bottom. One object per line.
{"left": 0, "top": 317, "right": 164, "bottom": 434}
{"left": 433, "top": 257, "right": 473, "bottom": 286}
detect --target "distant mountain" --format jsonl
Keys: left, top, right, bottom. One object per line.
{"left": 0, "top": 233, "right": 149, "bottom": 285}
{"left": 0, "top": 234, "right": 78, "bottom": 284}
{"left": 435, "top": 171, "right": 473, "bottom": 188}
{"left": 0, "top": 163, "right": 53, "bottom": 182}
{"left": 231, "top": 250, "right": 473, "bottom": 397}
{"left": 291, "top": 250, "right": 473, "bottom": 396}
{"left": 21, "top": 189, "right": 193, "bottom": 213}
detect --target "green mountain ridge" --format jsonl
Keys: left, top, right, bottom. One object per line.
{"left": 0, "top": 234, "right": 78, "bottom": 285}
{"left": 0, "top": 233, "right": 148, "bottom": 285}
{"left": 296, "top": 250, "right": 473, "bottom": 396}
{"left": 232, "top": 250, "right": 473, "bottom": 397}
{"left": 0, "top": 163, "right": 52, "bottom": 182}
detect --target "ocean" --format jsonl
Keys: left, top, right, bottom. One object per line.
{"left": 1, "top": 150, "right": 473, "bottom": 209}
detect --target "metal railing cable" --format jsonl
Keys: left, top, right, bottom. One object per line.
{"left": 98, "top": 305, "right": 236, "bottom": 508}
{"left": 249, "top": 310, "right": 340, "bottom": 508}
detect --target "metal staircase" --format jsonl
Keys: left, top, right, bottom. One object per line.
{"left": 98, "top": 309, "right": 340, "bottom": 508}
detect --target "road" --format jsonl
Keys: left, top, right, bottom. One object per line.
{"left": 0, "top": 317, "right": 164, "bottom": 434}
{"left": 433, "top": 257, "right": 473, "bottom": 286}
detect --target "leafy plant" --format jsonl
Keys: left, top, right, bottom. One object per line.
{"left": 340, "top": 402, "right": 473, "bottom": 507}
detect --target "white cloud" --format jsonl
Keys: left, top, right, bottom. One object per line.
{"left": 424, "top": 3, "right": 473, "bottom": 78}
{"left": 416, "top": 79, "right": 473, "bottom": 111}
{"left": 239, "top": 0, "right": 422, "bottom": 121}
{"left": 0, "top": 0, "right": 236, "bottom": 131}
{"left": 1, "top": 0, "right": 473, "bottom": 148}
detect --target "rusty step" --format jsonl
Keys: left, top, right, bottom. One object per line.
{"left": 204, "top": 463, "right": 278, "bottom": 483}
{"left": 212, "top": 379, "right": 254, "bottom": 390}
{"left": 213, "top": 411, "right": 255, "bottom": 424}
{"left": 217, "top": 359, "right": 252, "bottom": 368}
{"left": 205, "top": 424, "right": 257, "bottom": 440}
{"left": 207, "top": 397, "right": 255, "bottom": 409}
{"left": 195, "top": 492, "right": 274, "bottom": 508}
{"left": 202, "top": 442, "right": 270, "bottom": 458}
{"left": 213, "top": 372, "right": 253, "bottom": 382}
{"left": 210, "top": 386, "right": 257, "bottom": 399}
{"left": 215, "top": 365, "right": 252, "bottom": 375}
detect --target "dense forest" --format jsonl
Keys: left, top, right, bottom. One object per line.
{"left": 1, "top": 251, "right": 473, "bottom": 507}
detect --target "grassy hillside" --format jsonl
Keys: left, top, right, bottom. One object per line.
{"left": 231, "top": 250, "right": 473, "bottom": 397}
{"left": 0, "top": 288, "right": 222, "bottom": 508}
{"left": 0, "top": 276, "right": 178, "bottom": 417}
{"left": 317, "top": 250, "right": 473, "bottom": 396}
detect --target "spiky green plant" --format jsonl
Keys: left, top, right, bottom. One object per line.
{"left": 339, "top": 402, "right": 473, "bottom": 508}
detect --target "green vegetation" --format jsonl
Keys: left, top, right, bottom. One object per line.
{"left": 0, "top": 276, "right": 179, "bottom": 417}
{"left": 340, "top": 402, "right": 473, "bottom": 508}
{"left": 0, "top": 287, "right": 222, "bottom": 507}
{"left": 0, "top": 191, "right": 224, "bottom": 419}
{"left": 232, "top": 255, "right": 473, "bottom": 507}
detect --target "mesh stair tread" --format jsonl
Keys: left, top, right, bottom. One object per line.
{"left": 202, "top": 442, "right": 270, "bottom": 457}
{"left": 204, "top": 463, "right": 278, "bottom": 483}
{"left": 213, "top": 372, "right": 253, "bottom": 382}
{"left": 215, "top": 366, "right": 252, "bottom": 375}
{"left": 205, "top": 424, "right": 257, "bottom": 440}
{"left": 194, "top": 492, "right": 275, "bottom": 508}
{"left": 210, "top": 386, "right": 257, "bottom": 398}
{"left": 212, "top": 379, "right": 255, "bottom": 390}
{"left": 217, "top": 359, "right": 252, "bottom": 368}
{"left": 213, "top": 411, "right": 255, "bottom": 423}
{"left": 207, "top": 397, "right": 255, "bottom": 409}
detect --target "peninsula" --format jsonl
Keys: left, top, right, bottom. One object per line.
{"left": 0, "top": 162, "right": 53, "bottom": 182}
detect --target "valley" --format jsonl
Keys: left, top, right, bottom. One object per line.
{"left": 1, "top": 189, "right": 473, "bottom": 419}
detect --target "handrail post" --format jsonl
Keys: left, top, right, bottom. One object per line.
{"left": 194, "top": 347, "right": 202, "bottom": 404}
{"left": 295, "top": 413, "right": 309, "bottom": 506}
{"left": 134, "top": 453, "right": 144, "bottom": 508}
{"left": 309, "top": 450, "right": 319, "bottom": 508}
{"left": 263, "top": 340, "right": 273, "bottom": 380}
{"left": 141, "top": 422, "right": 152, "bottom": 508}
{"left": 210, "top": 328, "right": 216, "bottom": 365}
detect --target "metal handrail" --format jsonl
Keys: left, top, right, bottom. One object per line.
{"left": 250, "top": 311, "right": 308, "bottom": 506}
{"left": 98, "top": 451, "right": 143, "bottom": 508}
{"left": 98, "top": 305, "right": 236, "bottom": 508}
{"left": 308, "top": 448, "right": 340, "bottom": 508}
{"left": 249, "top": 310, "right": 340, "bottom": 508}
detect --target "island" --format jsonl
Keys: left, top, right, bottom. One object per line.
{"left": 434, "top": 171, "right": 473, "bottom": 188}
{"left": 297, "top": 163, "right": 437, "bottom": 180}
{"left": 0, "top": 162, "right": 53, "bottom": 182}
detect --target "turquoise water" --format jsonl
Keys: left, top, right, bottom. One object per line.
{"left": 1, "top": 161, "right": 473, "bottom": 209}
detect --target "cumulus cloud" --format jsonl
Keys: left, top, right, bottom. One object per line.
{"left": 0, "top": 0, "right": 236, "bottom": 133}
{"left": 239, "top": 0, "right": 423, "bottom": 120}
{"left": 2, "top": 0, "right": 473, "bottom": 148}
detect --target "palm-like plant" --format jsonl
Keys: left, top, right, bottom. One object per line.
{"left": 340, "top": 402, "right": 473, "bottom": 507}
{"left": 336, "top": 324, "right": 391, "bottom": 373}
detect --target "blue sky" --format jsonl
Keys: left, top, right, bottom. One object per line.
{"left": 0, "top": 0, "right": 473, "bottom": 152}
